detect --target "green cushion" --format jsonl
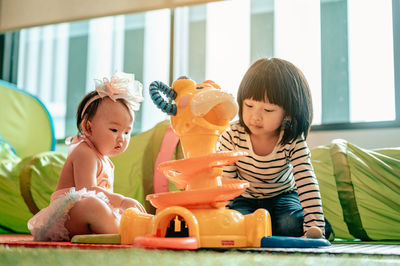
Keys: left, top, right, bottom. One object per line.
{"left": 0, "top": 80, "right": 55, "bottom": 159}
{"left": 312, "top": 139, "right": 400, "bottom": 240}
{"left": 0, "top": 141, "right": 29, "bottom": 233}
{"left": 19, "top": 152, "right": 65, "bottom": 214}
{"left": 0, "top": 133, "right": 66, "bottom": 233}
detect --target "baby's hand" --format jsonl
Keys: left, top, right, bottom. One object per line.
{"left": 120, "top": 197, "right": 147, "bottom": 213}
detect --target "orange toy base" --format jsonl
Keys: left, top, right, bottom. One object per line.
{"left": 146, "top": 179, "right": 249, "bottom": 209}
{"left": 134, "top": 236, "right": 198, "bottom": 250}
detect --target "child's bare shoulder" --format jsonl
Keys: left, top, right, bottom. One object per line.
{"left": 68, "top": 142, "right": 98, "bottom": 163}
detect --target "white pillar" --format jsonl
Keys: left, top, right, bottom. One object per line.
{"left": 206, "top": 0, "right": 251, "bottom": 96}
{"left": 274, "top": 0, "right": 322, "bottom": 124}
{"left": 142, "top": 9, "right": 171, "bottom": 131}
{"left": 40, "top": 25, "right": 54, "bottom": 102}
{"left": 173, "top": 7, "right": 190, "bottom": 80}
{"left": 348, "top": 0, "right": 395, "bottom": 122}
{"left": 86, "top": 17, "right": 115, "bottom": 91}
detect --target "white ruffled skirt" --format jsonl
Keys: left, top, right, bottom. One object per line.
{"left": 27, "top": 187, "right": 120, "bottom": 241}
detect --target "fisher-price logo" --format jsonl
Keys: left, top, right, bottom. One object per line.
{"left": 221, "top": 240, "right": 235, "bottom": 246}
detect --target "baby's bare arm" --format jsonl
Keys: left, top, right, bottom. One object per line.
{"left": 68, "top": 144, "right": 146, "bottom": 212}
{"left": 71, "top": 143, "right": 99, "bottom": 189}
{"left": 84, "top": 185, "right": 146, "bottom": 213}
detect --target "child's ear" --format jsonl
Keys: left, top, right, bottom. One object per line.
{"left": 284, "top": 115, "right": 291, "bottom": 121}
{"left": 81, "top": 119, "right": 93, "bottom": 136}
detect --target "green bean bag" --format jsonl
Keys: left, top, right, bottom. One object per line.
{"left": 0, "top": 140, "right": 64, "bottom": 234}
{"left": 312, "top": 139, "right": 400, "bottom": 240}
{"left": 0, "top": 80, "right": 56, "bottom": 159}
{"left": 0, "top": 78, "right": 57, "bottom": 233}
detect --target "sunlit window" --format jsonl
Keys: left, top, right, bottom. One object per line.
{"left": 175, "top": 0, "right": 396, "bottom": 126}
{"left": 16, "top": 10, "right": 171, "bottom": 138}
{"left": 347, "top": 0, "right": 395, "bottom": 122}
{"left": 8, "top": 0, "right": 399, "bottom": 140}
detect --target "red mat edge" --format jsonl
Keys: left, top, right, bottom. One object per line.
{"left": 0, "top": 234, "right": 134, "bottom": 249}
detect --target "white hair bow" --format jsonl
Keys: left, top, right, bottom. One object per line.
{"left": 94, "top": 72, "right": 144, "bottom": 111}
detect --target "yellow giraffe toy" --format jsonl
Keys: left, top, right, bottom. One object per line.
{"left": 119, "top": 77, "right": 272, "bottom": 249}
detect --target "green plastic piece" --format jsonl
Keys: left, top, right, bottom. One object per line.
{"left": 71, "top": 234, "right": 121, "bottom": 244}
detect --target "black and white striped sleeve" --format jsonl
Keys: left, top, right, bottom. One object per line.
{"left": 289, "top": 137, "right": 325, "bottom": 234}
{"left": 218, "top": 128, "right": 238, "bottom": 179}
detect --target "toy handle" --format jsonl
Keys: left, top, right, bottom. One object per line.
{"left": 149, "top": 81, "right": 177, "bottom": 116}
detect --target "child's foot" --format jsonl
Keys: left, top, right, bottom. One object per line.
{"left": 306, "top": 226, "right": 323, "bottom": 239}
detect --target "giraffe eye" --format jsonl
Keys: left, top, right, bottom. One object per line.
{"left": 195, "top": 86, "right": 204, "bottom": 90}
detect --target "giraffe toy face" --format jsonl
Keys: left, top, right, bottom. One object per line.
{"left": 150, "top": 77, "right": 237, "bottom": 158}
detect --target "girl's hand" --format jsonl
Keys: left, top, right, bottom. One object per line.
{"left": 304, "top": 226, "right": 323, "bottom": 239}
{"left": 120, "top": 197, "right": 147, "bottom": 213}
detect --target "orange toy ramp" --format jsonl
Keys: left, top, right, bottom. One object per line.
{"left": 0, "top": 234, "right": 132, "bottom": 249}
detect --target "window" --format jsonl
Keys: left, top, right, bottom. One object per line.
{"left": 1, "top": 0, "right": 399, "bottom": 140}
{"left": 321, "top": 0, "right": 396, "bottom": 125}
{"left": 175, "top": 0, "right": 398, "bottom": 126}
{"left": 14, "top": 10, "right": 171, "bottom": 138}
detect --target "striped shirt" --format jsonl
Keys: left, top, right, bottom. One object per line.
{"left": 218, "top": 121, "right": 325, "bottom": 232}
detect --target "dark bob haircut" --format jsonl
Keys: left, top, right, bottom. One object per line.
{"left": 237, "top": 58, "right": 313, "bottom": 145}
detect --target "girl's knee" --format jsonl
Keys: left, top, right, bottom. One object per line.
{"left": 272, "top": 211, "right": 303, "bottom": 237}
{"left": 229, "top": 196, "right": 256, "bottom": 215}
